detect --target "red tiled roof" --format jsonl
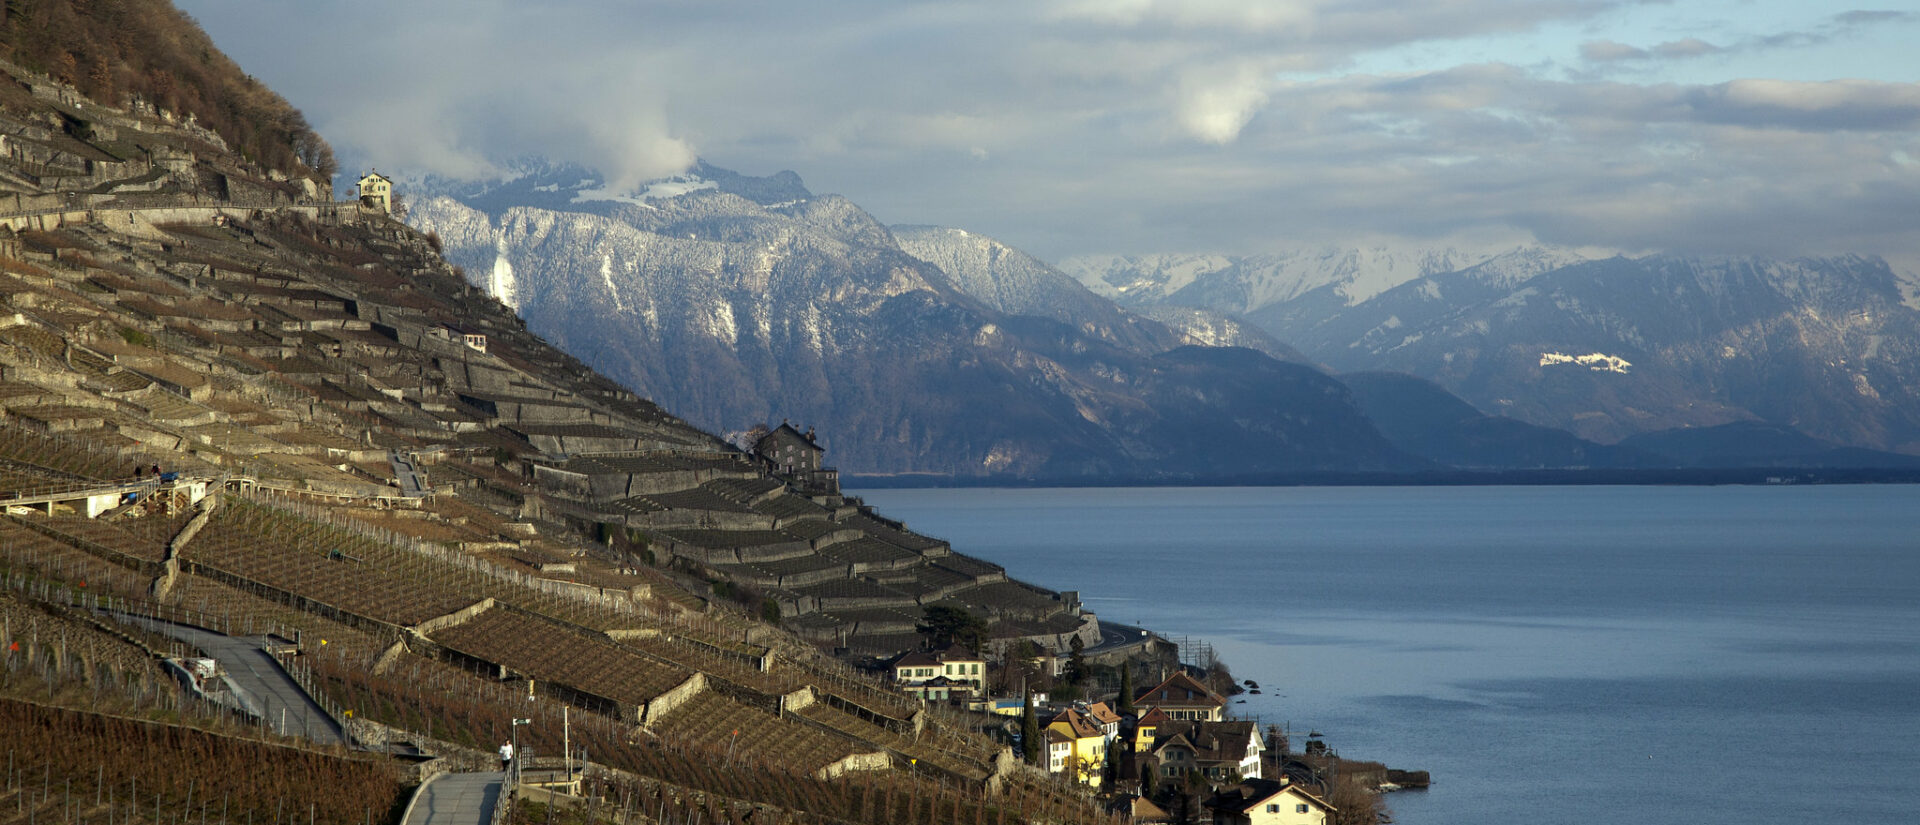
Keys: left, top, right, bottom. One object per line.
{"left": 1086, "top": 701, "right": 1122, "bottom": 724}
{"left": 1049, "top": 709, "right": 1103, "bottom": 739}
{"left": 1134, "top": 672, "right": 1225, "bottom": 708}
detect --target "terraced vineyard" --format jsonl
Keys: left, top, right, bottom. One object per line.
{"left": 647, "top": 690, "right": 869, "bottom": 776}
{"left": 0, "top": 425, "right": 149, "bottom": 485}
{"left": 428, "top": 607, "right": 693, "bottom": 711}
{"left": 188, "top": 503, "right": 478, "bottom": 627}
{"left": 0, "top": 47, "right": 1139, "bottom": 821}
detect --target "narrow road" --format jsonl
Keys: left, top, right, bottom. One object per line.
{"left": 404, "top": 772, "right": 504, "bottom": 825}
{"left": 1087, "top": 619, "right": 1154, "bottom": 654}
{"left": 107, "top": 612, "right": 347, "bottom": 746}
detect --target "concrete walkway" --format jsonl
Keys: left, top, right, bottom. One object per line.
{"left": 404, "top": 772, "right": 504, "bottom": 825}
{"left": 390, "top": 451, "right": 431, "bottom": 498}
{"left": 108, "top": 613, "right": 347, "bottom": 746}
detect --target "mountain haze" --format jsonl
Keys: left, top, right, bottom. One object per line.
{"left": 1072, "top": 248, "right": 1920, "bottom": 453}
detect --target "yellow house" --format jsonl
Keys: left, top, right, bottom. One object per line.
{"left": 1047, "top": 708, "right": 1109, "bottom": 787}
{"left": 1133, "top": 706, "right": 1168, "bottom": 752}
{"left": 1207, "top": 779, "right": 1334, "bottom": 825}
{"left": 356, "top": 171, "right": 393, "bottom": 214}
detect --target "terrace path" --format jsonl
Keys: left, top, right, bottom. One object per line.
{"left": 109, "top": 612, "right": 347, "bottom": 746}
{"left": 403, "top": 772, "right": 504, "bottom": 825}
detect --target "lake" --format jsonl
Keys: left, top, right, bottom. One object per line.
{"left": 852, "top": 484, "right": 1920, "bottom": 825}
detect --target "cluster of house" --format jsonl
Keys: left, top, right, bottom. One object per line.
{"left": 887, "top": 650, "right": 1336, "bottom": 825}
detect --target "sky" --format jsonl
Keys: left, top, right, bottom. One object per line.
{"left": 179, "top": 0, "right": 1920, "bottom": 267}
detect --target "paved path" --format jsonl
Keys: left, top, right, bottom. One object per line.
{"left": 108, "top": 613, "right": 347, "bottom": 746}
{"left": 390, "top": 451, "right": 431, "bottom": 497}
{"left": 405, "top": 772, "right": 504, "bottom": 825}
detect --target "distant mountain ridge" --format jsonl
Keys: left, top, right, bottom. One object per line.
{"left": 1069, "top": 248, "right": 1920, "bottom": 453}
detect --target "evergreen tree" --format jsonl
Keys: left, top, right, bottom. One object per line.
{"left": 1117, "top": 665, "right": 1135, "bottom": 715}
{"left": 1019, "top": 690, "right": 1041, "bottom": 765}
{"left": 917, "top": 605, "right": 988, "bottom": 652}
{"left": 1065, "top": 635, "right": 1088, "bottom": 687}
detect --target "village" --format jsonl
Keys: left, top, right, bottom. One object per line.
{"left": 880, "top": 631, "right": 1421, "bottom": 825}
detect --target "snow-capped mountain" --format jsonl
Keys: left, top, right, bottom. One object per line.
{"left": 407, "top": 164, "right": 1414, "bottom": 477}
{"left": 888, "top": 224, "right": 1305, "bottom": 362}
{"left": 888, "top": 225, "right": 1179, "bottom": 354}
{"left": 1330, "top": 254, "right": 1920, "bottom": 448}
{"left": 1071, "top": 246, "right": 1920, "bottom": 453}
{"left": 1060, "top": 245, "right": 1593, "bottom": 316}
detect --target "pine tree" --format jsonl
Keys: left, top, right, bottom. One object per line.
{"left": 1117, "top": 665, "right": 1134, "bottom": 715}
{"left": 1019, "top": 690, "right": 1041, "bottom": 766}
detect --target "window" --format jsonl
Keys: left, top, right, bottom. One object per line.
{"left": 1266, "top": 804, "right": 1280, "bottom": 813}
{"left": 1296, "top": 803, "right": 1310, "bottom": 814}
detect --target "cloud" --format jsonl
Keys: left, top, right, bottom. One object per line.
{"left": 1582, "top": 37, "right": 1719, "bottom": 63}
{"left": 1832, "top": 10, "right": 1919, "bottom": 26}
{"left": 1175, "top": 63, "right": 1276, "bottom": 143}
{"left": 174, "top": 0, "right": 1920, "bottom": 269}
{"left": 1685, "top": 79, "right": 1920, "bottom": 131}
{"left": 1581, "top": 40, "right": 1647, "bottom": 62}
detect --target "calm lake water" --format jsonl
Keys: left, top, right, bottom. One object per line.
{"left": 852, "top": 485, "right": 1920, "bottom": 825}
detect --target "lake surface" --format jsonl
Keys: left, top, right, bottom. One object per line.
{"left": 852, "top": 485, "right": 1920, "bottom": 825}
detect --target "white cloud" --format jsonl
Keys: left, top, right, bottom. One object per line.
{"left": 1175, "top": 63, "right": 1276, "bottom": 144}
{"left": 176, "top": 0, "right": 1920, "bottom": 267}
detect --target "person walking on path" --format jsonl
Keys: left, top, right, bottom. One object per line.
{"left": 499, "top": 741, "right": 514, "bottom": 771}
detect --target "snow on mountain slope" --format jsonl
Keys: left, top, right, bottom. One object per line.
{"left": 1059, "top": 245, "right": 1589, "bottom": 316}
{"left": 407, "top": 166, "right": 1414, "bottom": 477}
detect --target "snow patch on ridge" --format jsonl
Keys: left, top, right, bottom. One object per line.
{"left": 489, "top": 240, "right": 519, "bottom": 310}
{"left": 1539, "top": 351, "right": 1632, "bottom": 374}
{"left": 599, "top": 255, "right": 627, "bottom": 313}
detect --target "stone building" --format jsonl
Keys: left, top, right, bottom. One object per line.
{"left": 752, "top": 422, "right": 839, "bottom": 496}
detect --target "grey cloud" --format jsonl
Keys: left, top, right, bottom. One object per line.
{"left": 1581, "top": 40, "right": 1648, "bottom": 62}
{"left": 1582, "top": 37, "right": 1719, "bottom": 63}
{"left": 1649, "top": 38, "right": 1720, "bottom": 59}
{"left": 1586, "top": 9, "right": 1904, "bottom": 68}
{"left": 1752, "top": 9, "right": 1916, "bottom": 50}
{"left": 1832, "top": 10, "right": 1919, "bottom": 26}
{"left": 175, "top": 0, "right": 1920, "bottom": 271}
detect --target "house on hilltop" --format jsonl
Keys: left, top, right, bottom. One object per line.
{"left": 754, "top": 422, "right": 821, "bottom": 473}
{"left": 357, "top": 170, "right": 393, "bottom": 214}
{"left": 752, "top": 421, "right": 839, "bottom": 496}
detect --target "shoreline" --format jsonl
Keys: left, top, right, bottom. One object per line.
{"left": 847, "top": 466, "right": 1920, "bottom": 489}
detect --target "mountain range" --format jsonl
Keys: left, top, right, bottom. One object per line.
{"left": 407, "top": 163, "right": 1413, "bottom": 478}
{"left": 407, "top": 161, "right": 1920, "bottom": 476}
{"left": 1069, "top": 249, "right": 1920, "bottom": 453}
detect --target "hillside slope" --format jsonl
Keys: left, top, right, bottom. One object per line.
{"left": 0, "top": 53, "right": 1116, "bottom": 823}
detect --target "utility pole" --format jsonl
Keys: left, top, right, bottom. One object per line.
{"left": 511, "top": 718, "right": 530, "bottom": 783}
